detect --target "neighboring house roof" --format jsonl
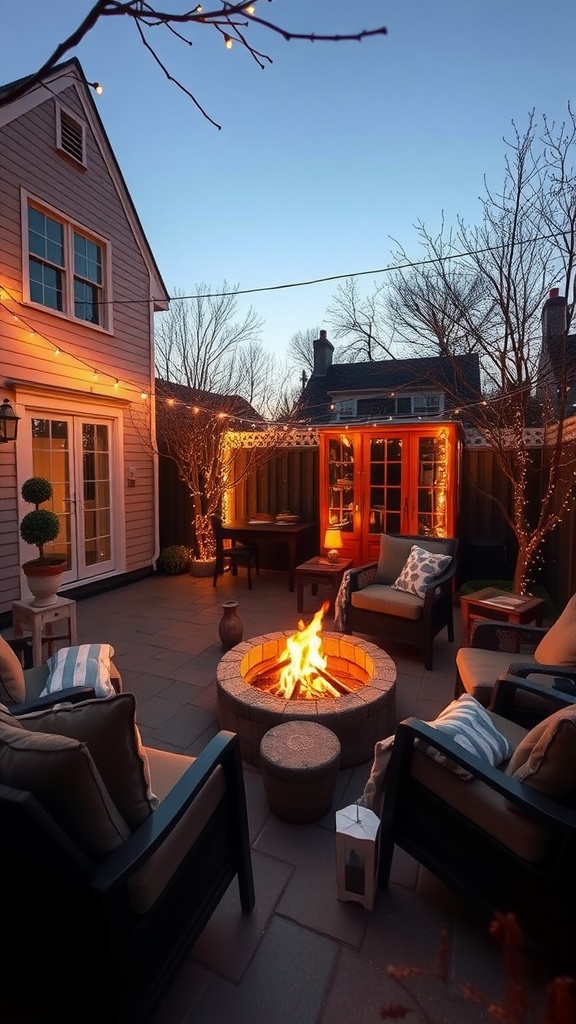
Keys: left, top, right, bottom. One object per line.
{"left": 0, "top": 57, "right": 170, "bottom": 311}
{"left": 297, "top": 351, "right": 482, "bottom": 424}
{"left": 155, "top": 379, "right": 264, "bottom": 427}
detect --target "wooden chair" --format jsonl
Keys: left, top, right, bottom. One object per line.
{"left": 211, "top": 514, "right": 259, "bottom": 589}
{"left": 377, "top": 675, "right": 576, "bottom": 972}
{"left": 0, "top": 697, "right": 255, "bottom": 1024}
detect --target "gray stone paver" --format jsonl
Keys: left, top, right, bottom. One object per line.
{"left": 66, "top": 569, "right": 553, "bottom": 1023}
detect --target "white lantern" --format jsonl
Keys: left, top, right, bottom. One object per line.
{"left": 335, "top": 804, "right": 380, "bottom": 910}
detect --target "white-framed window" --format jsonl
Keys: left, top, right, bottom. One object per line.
{"left": 24, "top": 197, "right": 110, "bottom": 329}
{"left": 333, "top": 399, "right": 358, "bottom": 420}
{"left": 383, "top": 392, "right": 444, "bottom": 417}
{"left": 56, "top": 103, "right": 87, "bottom": 166}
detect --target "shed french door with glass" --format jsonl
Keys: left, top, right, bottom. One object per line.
{"left": 22, "top": 412, "right": 117, "bottom": 581}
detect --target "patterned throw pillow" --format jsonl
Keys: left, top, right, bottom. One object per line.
{"left": 416, "top": 694, "right": 513, "bottom": 779}
{"left": 40, "top": 644, "right": 116, "bottom": 698}
{"left": 391, "top": 544, "right": 452, "bottom": 599}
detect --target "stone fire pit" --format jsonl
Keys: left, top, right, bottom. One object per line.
{"left": 216, "top": 631, "right": 396, "bottom": 767}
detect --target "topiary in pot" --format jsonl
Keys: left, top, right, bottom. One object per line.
{"left": 19, "top": 477, "right": 66, "bottom": 606}
{"left": 20, "top": 477, "right": 62, "bottom": 564}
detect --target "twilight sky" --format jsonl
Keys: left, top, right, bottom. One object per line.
{"left": 1, "top": 1, "right": 575, "bottom": 363}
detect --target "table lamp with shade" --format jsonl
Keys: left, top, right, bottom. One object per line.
{"left": 324, "top": 528, "right": 343, "bottom": 564}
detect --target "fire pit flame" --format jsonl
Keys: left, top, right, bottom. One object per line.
{"left": 249, "top": 601, "right": 358, "bottom": 700}
{"left": 277, "top": 601, "right": 338, "bottom": 700}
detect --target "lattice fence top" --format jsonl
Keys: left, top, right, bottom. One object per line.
{"left": 226, "top": 421, "right": 576, "bottom": 450}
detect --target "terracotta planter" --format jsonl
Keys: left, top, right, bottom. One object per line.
{"left": 23, "top": 561, "right": 66, "bottom": 607}
{"left": 219, "top": 601, "right": 243, "bottom": 651}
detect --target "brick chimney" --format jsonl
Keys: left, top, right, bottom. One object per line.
{"left": 312, "top": 329, "right": 334, "bottom": 376}
{"left": 542, "top": 288, "right": 567, "bottom": 342}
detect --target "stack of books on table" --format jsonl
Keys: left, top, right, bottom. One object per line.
{"left": 480, "top": 594, "right": 527, "bottom": 609}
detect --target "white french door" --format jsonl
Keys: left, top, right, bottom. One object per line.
{"left": 19, "top": 406, "right": 120, "bottom": 583}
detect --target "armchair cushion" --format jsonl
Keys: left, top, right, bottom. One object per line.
{"left": 0, "top": 635, "right": 26, "bottom": 703}
{"left": 0, "top": 705, "right": 130, "bottom": 858}
{"left": 41, "top": 643, "right": 116, "bottom": 698}
{"left": 375, "top": 534, "right": 413, "bottom": 585}
{"left": 351, "top": 584, "right": 423, "bottom": 620}
{"left": 21, "top": 693, "right": 158, "bottom": 830}
{"left": 416, "top": 694, "right": 512, "bottom": 779}
{"left": 534, "top": 593, "right": 576, "bottom": 666}
{"left": 506, "top": 703, "right": 576, "bottom": 800}
{"left": 391, "top": 544, "right": 452, "bottom": 599}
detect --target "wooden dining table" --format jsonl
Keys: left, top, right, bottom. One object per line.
{"left": 220, "top": 520, "right": 316, "bottom": 591}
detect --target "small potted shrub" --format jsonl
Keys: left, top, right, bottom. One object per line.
{"left": 19, "top": 477, "right": 66, "bottom": 606}
{"left": 157, "top": 545, "right": 193, "bottom": 575}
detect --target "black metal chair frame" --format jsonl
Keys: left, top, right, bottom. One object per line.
{"left": 377, "top": 675, "right": 576, "bottom": 971}
{"left": 211, "top": 514, "right": 259, "bottom": 589}
{"left": 0, "top": 730, "right": 255, "bottom": 1024}
{"left": 342, "top": 535, "right": 459, "bottom": 670}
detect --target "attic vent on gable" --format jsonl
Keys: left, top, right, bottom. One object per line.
{"left": 57, "top": 107, "right": 86, "bottom": 165}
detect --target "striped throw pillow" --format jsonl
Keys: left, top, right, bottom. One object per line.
{"left": 416, "top": 694, "right": 512, "bottom": 779}
{"left": 41, "top": 644, "right": 116, "bottom": 698}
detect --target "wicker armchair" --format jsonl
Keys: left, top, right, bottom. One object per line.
{"left": 377, "top": 675, "right": 576, "bottom": 972}
{"left": 339, "top": 535, "right": 459, "bottom": 670}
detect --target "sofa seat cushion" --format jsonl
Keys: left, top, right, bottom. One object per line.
{"left": 0, "top": 635, "right": 26, "bottom": 704}
{"left": 21, "top": 693, "right": 157, "bottom": 830}
{"left": 351, "top": 584, "right": 423, "bottom": 621}
{"left": 129, "top": 752, "right": 226, "bottom": 914}
{"left": 534, "top": 593, "right": 576, "bottom": 666}
{"left": 456, "top": 648, "right": 558, "bottom": 707}
{"left": 0, "top": 707, "right": 130, "bottom": 859}
{"left": 410, "top": 734, "right": 552, "bottom": 863}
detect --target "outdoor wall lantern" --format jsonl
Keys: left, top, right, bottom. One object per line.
{"left": 0, "top": 398, "right": 20, "bottom": 443}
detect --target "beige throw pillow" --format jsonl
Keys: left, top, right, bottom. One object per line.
{"left": 21, "top": 693, "right": 157, "bottom": 829}
{"left": 0, "top": 713, "right": 130, "bottom": 859}
{"left": 534, "top": 592, "right": 576, "bottom": 666}
{"left": 506, "top": 704, "right": 576, "bottom": 800}
{"left": 374, "top": 534, "right": 411, "bottom": 586}
{"left": 0, "top": 635, "right": 26, "bottom": 704}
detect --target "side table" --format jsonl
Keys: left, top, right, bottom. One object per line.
{"left": 295, "top": 557, "right": 353, "bottom": 614}
{"left": 459, "top": 587, "right": 546, "bottom": 646}
{"left": 12, "top": 597, "right": 78, "bottom": 667}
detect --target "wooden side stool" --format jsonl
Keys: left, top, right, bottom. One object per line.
{"left": 259, "top": 721, "right": 341, "bottom": 823}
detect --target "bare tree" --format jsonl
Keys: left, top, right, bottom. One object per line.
{"left": 325, "top": 277, "right": 395, "bottom": 361}
{"left": 0, "top": 3, "right": 387, "bottom": 128}
{"left": 382, "top": 109, "right": 576, "bottom": 591}
{"left": 155, "top": 387, "right": 298, "bottom": 559}
{"left": 154, "top": 283, "right": 264, "bottom": 394}
{"left": 287, "top": 327, "right": 322, "bottom": 375}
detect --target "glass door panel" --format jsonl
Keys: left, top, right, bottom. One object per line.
{"left": 30, "top": 418, "right": 73, "bottom": 570}
{"left": 367, "top": 435, "right": 403, "bottom": 535}
{"left": 29, "top": 415, "right": 115, "bottom": 581}
{"left": 327, "top": 434, "right": 355, "bottom": 534}
{"left": 416, "top": 434, "right": 449, "bottom": 536}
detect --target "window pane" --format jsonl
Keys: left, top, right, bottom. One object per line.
{"left": 28, "top": 208, "right": 63, "bottom": 266}
{"left": 30, "top": 258, "right": 63, "bottom": 310}
{"left": 74, "top": 232, "right": 102, "bottom": 285}
{"left": 74, "top": 279, "right": 99, "bottom": 324}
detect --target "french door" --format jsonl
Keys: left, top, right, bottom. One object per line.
{"left": 20, "top": 409, "right": 119, "bottom": 583}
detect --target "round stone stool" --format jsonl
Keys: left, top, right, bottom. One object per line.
{"left": 259, "top": 721, "right": 341, "bottom": 824}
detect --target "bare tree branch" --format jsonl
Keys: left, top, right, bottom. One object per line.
{"left": 0, "top": 2, "right": 387, "bottom": 127}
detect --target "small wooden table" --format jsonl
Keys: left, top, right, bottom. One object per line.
{"left": 295, "top": 557, "right": 353, "bottom": 613}
{"left": 460, "top": 587, "right": 546, "bottom": 645}
{"left": 221, "top": 521, "right": 316, "bottom": 592}
{"left": 12, "top": 597, "right": 77, "bottom": 667}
